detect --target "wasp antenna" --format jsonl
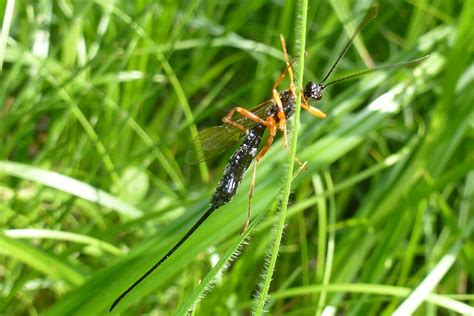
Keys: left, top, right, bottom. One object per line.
{"left": 321, "top": 3, "right": 379, "bottom": 84}
{"left": 322, "top": 55, "right": 429, "bottom": 89}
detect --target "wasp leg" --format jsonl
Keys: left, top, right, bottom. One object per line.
{"left": 272, "top": 35, "right": 297, "bottom": 152}
{"left": 223, "top": 107, "right": 269, "bottom": 133}
{"left": 293, "top": 160, "right": 308, "bottom": 178}
{"left": 241, "top": 116, "right": 277, "bottom": 234}
{"left": 280, "top": 94, "right": 325, "bottom": 173}
{"left": 301, "top": 94, "right": 327, "bottom": 119}
{"left": 279, "top": 35, "right": 296, "bottom": 97}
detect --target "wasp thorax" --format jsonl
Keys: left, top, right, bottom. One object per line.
{"left": 304, "top": 81, "right": 323, "bottom": 101}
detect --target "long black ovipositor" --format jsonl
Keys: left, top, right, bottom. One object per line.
{"left": 109, "top": 124, "right": 265, "bottom": 312}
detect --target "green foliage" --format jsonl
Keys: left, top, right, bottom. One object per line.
{"left": 1, "top": 0, "right": 473, "bottom": 315}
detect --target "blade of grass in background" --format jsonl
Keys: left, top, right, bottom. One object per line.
{"left": 0, "top": 161, "right": 142, "bottom": 217}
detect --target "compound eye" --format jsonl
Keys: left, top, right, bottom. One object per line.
{"left": 312, "top": 84, "right": 323, "bottom": 100}
{"left": 304, "top": 82, "right": 316, "bottom": 99}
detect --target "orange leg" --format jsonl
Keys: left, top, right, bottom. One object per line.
{"left": 292, "top": 155, "right": 307, "bottom": 170}
{"left": 280, "top": 94, "right": 324, "bottom": 171}
{"left": 223, "top": 107, "right": 269, "bottom": 132}
{"left": 272, "top": 35, "right": 298, "bottom": 151}
{"left": 301, "top": 94, "right": 327, "bottom": 119}
{"left": 241, "top": 116, "right": 277, "bottom": 233}
{"left": 293, "top": 160, "right": 308, "bottom": 179}
{"left": 277, "top": 35, "right": 296, "bottom": 97}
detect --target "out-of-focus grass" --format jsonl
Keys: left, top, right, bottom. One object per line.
{"left": 1, "top": 1, "right": 473, "bottom": 315}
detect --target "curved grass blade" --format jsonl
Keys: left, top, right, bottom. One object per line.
{"left": 0, "top": 160, "right": 142, "bottom": 217}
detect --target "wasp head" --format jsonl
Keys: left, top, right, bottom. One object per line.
{"left": 303, "top": 81, "right": 323, "bottom": 101}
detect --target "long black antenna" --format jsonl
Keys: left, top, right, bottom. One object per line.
{"left": 109, "top": 205, "right": 218, "bottom": 312}
{"left": 322, "top": 55, "right": 429, "bottom": 88}
{"left": 321, "top": 3, "right": 379, "bottom": 84}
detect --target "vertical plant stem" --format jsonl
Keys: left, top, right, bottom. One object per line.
{"left": 253, "top": 0, "right": 308, "bottom": 314}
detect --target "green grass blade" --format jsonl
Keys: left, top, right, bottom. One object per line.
{"left": 0, "top": 160, "right": 142, "bottom": 217}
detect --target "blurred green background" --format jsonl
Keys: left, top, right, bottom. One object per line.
{"left": 1, "top": 0, "right": 473, "bottom": 315}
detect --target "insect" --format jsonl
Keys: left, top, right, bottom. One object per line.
{"left": 109, "top": 4, "right": 427, "bottom": 312}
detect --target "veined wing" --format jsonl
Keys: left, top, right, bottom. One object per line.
{"left": 185, "top": 98, "right": 276, "bottom": 164}
{"left": 185, "top": 125, "right": 242, "bottom": 164}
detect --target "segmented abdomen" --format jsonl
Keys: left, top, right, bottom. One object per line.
{"left": 210, "top": 124, "right": 266, "bottom": 209}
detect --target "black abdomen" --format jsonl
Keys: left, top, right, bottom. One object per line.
{"left": 210, "top": 124, "right": 266, "bottom": 209}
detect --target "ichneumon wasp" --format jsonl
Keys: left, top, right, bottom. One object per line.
{"left": 109, "top": 3, "right": 427, "bottom": 312}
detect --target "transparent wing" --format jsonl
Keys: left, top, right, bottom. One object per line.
{"left": 185, "top": 99, "right": 276, "bottom": 164}
{"left": 185, "top": 125, "right": 242, "bottom": 164}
